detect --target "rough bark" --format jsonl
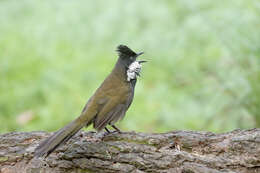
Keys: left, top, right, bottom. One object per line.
{"left": 0, "top": 129, "right": 259, "bottom": 173}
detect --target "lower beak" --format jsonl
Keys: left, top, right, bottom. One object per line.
{"left": 138, "top": 60, "right": 147, "bottom": 64}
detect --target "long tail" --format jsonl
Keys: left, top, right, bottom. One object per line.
{"left": 34, "top": 118, "right": 86, "bottom": 158}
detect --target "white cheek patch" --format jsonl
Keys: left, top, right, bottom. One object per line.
{"left": 127, "top": 61, "right": 142, "bottom": 81}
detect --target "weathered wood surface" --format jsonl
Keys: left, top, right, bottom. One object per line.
{"left": 0, "top": 129, "right": 259, "bottom": 173}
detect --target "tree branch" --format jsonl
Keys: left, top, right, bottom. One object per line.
{"left": 0, "top": 129, "right": 259, "bottom": 173}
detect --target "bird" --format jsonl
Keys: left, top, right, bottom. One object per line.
{"left": 34, "top": 45, "right": 146, "bottom": 158}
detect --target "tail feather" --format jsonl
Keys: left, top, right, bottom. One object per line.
{"left": 34, "top": 119, "right": 85, "bottom": 158}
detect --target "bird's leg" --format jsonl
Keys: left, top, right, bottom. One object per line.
{"left": 111, "top": 125, "right": 121, "bottom": 133}
{"left": 105, "top": 127, "right": 111, "bottom": 133}
{"left": 102, "top": 127, "right": 117, "bottom": 139}
{"left": 100, "top": 127, "right": 112, "bottom": 138}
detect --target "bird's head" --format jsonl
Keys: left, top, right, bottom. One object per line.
{"left": 116, "top": 45, "right": 146, "bottom": 81}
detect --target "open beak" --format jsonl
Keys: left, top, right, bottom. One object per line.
{"left": 136, "top": 52, "right": 147, "bottom": 64}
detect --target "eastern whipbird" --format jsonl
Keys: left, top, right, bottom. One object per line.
{"left": 34, "top": 45, "right": 146, "bottom": 158}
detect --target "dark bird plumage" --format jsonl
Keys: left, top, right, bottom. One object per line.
{"left": 34, "top": 45, "right": 145, "bottom": 158}
{"left": 117, "top": 45, "right": 137, "bottom": 57}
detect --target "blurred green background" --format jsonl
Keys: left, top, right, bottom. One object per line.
{"left": 0, "top": 0, "right": 260, "bottom": 133}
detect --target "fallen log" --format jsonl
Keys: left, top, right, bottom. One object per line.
{"left": 0, "top": 129, "right": 259, "bottom": 173}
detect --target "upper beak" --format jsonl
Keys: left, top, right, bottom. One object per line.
{"left": 136, "top": 52, "right": 144, "bottom": 57}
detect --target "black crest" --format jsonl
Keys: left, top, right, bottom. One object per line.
{"left": 117, "top": 45, "right": 137, "bottom": 58}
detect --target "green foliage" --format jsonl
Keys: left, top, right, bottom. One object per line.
{"left": 0, "top": 0, "right": 259, "bottom": 133}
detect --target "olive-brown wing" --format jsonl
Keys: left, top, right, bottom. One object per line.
{"left": 93, "top": 85, "right": 130, "bottom": 131}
